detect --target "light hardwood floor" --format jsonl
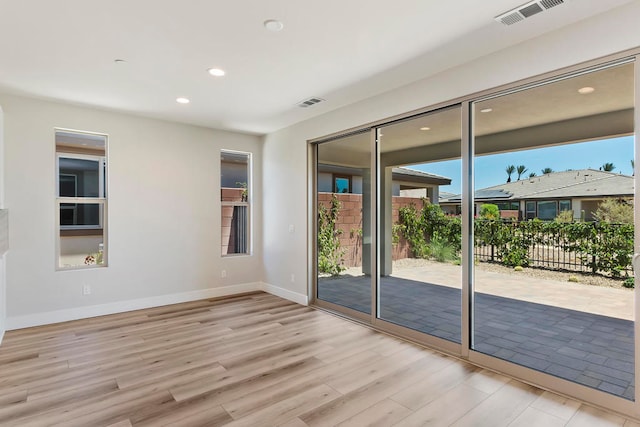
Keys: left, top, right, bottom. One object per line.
{"left": 0, "top": 292, "right": 637, "bottom": 426}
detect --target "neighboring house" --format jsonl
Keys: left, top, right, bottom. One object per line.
{"left": 318, "top": 164, "right": 451, "bottom": 204}
{"left": 441, "top": 169, "right": 633, "bottom": 220}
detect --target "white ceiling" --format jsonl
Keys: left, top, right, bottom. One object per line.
{"left": 0, "top": 0, "right": 633, "bottom": 135}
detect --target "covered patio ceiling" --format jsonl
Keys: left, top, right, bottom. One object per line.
{"left": 319, "top": 61, "right": 634, "bottom": 168}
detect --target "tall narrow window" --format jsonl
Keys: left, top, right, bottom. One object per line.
{"left": 55, "top": 129, "right": 108, "bottom": 269}
{"left": 221, "top": 150, "right": 250, "bottom": 256}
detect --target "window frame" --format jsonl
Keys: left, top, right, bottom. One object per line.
{"left": 56, "top": 152, "right": 106, "bottom": 230}
{"left": 333, "top": 174, "right": 352, "bottom": 194}
{"left": 220, "top": 149, "right": 252, "bottom": 257}
{"left": 55, "top": 128, "right": 108, "bottom": 271}
{"left": 309, "top": 49, "right": 640, "bottom": 419}
{"left": 559, "top": 199, "right": 572, "bottom": 212}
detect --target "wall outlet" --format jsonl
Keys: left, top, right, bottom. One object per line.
{"left": 289, "top": 224, "right": 295, "bottom": 234}
{"left": 290, "top": 274, "right": 295, "bottom": 283}
{"left": 221, "top": 270, "right": 227, "bottom": 278}
{"left": 82, "top": 284, "right": 91, "bottom": 295}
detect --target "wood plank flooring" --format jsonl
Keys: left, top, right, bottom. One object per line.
{"left": 0, "top": 292, "right": 636, "bottom": 426}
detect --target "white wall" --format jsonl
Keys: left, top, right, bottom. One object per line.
{"left": 262, "top": 2, "right": 640, "bottom": 297}
{"left": 1, "top": 94, "right": 264, "bottom": 328}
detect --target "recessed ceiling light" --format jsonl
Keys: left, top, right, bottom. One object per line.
{"left": 176, "top": 97, "right": 190, "bottom": 104}
{"left": 420, "top": 127, "right": 431, "bottom": 131}
{"left": 264, "top": 19, "right": 284, "bottom": 32}
{"left": 578, "top": 86, "right": 595, "bottom": 94}
{"left": 480, "top": 108, "right": 493, "bottom": 113}
{"left": 208, "top": 68, "right": 226, "bottom": 77}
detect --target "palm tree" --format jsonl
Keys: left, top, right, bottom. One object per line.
{"left": 541, "top": 167, "right": 553, "bottom": 174}
{"left": 516, "top": 165, "right": 528, "bottom": 180}
{"left": 505, "top": 165, "right": 515, "bottom": 183}
{"left": 528, "top": 172, "right": 537, "bottom": 178}
{"left": 602, "top": 162, "right": 615, "bottom": 172}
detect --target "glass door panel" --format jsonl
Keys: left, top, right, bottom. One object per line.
{"left": 377, "top": 106, "right": 463, "bottom": 342}
{"left": 472, "top": 62, "right": 635, "bottom": 400}
{"left": 316, "top": 132, "right": 373, "bottom": 314}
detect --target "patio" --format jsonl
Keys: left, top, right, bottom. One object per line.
{"left": 317, "top": 262, "right": 635, "bottom": 400}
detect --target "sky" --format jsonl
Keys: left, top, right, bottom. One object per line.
{"left": 409, "top": 136, "right": 635, "bottom": 195}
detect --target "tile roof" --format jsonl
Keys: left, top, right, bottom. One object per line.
{"left": 441, "top": 169, "right": 633, "bottom": 202}
{"left": 480, "top": 169, "right": 633, "bottom": 200}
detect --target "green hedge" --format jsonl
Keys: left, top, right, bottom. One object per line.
{"left": 398, "top": 202, "right": 634, "bottom": 277}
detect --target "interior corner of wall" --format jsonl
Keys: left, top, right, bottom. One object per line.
{"left": 261, "top": 282, "right": 308, "bottom": 306}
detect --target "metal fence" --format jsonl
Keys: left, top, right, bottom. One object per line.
{"left": 473, "top": 220, "right": 634, "bottom": 275}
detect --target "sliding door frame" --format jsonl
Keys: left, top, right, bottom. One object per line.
{"left": 309, "top": 47, "right": 640, "bottom": 419}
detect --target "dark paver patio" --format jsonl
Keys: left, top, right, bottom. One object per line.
{"left": 318, "top": 274, "right": 635, "bottom": 400}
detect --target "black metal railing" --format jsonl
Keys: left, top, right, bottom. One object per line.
{"left": 473, "top": 219, "right": 634, "bottom": 276}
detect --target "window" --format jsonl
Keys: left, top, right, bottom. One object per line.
{"left": 496, "top": 201, "right": 519, "bottom": 211}
{"left": 221, "top": 150, "right": 250, "bottom": 256}
{"left": 537, "top": 200, "right": 557, "bottom": 220}
{"left": 333, "top": 175, "right": 351, "bottom": 193}
{"left": 525, "top": 201, "right": 536, "bottom": 220}
{"left": 559, "top": 200, "right": 571, "bottom": 212}
{"left": 55, "top": 130, "right": 108, "bottom": 269}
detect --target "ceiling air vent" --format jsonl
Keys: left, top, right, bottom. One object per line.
{"left": 297, "top": 97, "right": 325, "bottom": 108}
{"left": 495, "top": 0, "right": 565, "bottom": 26}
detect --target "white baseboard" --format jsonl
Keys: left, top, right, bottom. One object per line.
{"left": 5, "top": 282, "right": 310, "bottom": 331}
{"left": 261, "top": 282, "right": 309, "bottom": 306}
{"left": 6, "top": 282, "right": 263, "bottom": 330}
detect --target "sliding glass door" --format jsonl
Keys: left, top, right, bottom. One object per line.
{"left": 471, "top": 61, "right": 635, "bottom": 400}
{"left": 316, "top": 131, "right": 373, "bottom": 317}
{"left": 376, "top": 107, "right": 463, "bottom": 344}
{"left": 313, "top": 54, "right": 638, "bottom": 410}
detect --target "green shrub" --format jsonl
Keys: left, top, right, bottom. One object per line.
{"left": 594, "top": 198, "right": 633, "bottom": 224}
{"left": 398, "top": 201, "right": 634, "bottom": 278}
{"left": 480, "top": 204, "right": 500, "bottom": 220}
{"left": 623, "top": 277, "right": 635, "bottom": 288}
{"left": 502, "top": 245, "right": 529, "bottom": 267}
{"left": 429, "top": 235, "right": 457, "bottom": 263}
{"left": 398, "top": 204, "right": 430, "bottom": 258}
{"left": 555, "top": 210, "right": 574, "bottom": 223}
{"left": 398, "top": 201, "right": 461, "bottom": 259}
{"left": 317, "top": 194, "right": 345, "bottom": 275}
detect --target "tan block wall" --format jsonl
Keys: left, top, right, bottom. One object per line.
{"left": 318, "top": 193, "right": 426, "bottom": 268}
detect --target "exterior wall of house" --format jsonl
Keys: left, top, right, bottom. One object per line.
{"left": 318, "top": 172, "right": 333, "bottom": 193}
{"left": 262, "top": 2, "right": 640, "bottom": 299}
{"left": 581, "top": 200, "right": 601, "bottom": 221}
{"left": 318, "top": 172, "right": 364, "bottom": 194}
{"left": 0, "top": 93, "right": 264, "bottom": 328}
{"left": 352, "top": 176, "right": 363, "bottom": 194}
